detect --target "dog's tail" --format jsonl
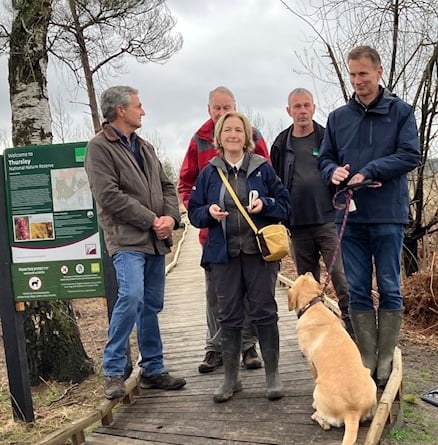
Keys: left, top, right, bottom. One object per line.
{"left": 341, "top": 411, "right": 361, "bottom": 445}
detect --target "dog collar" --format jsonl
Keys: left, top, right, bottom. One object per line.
{"left": 297, "top": 295, "right": 325, "bottom": 319}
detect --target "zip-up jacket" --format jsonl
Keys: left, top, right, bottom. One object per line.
{"left": 318, "top": 89, "right": 420, "bottom": 224}
{"left": 178, "top": 118, "right": 270, "bottom": 244}
{"left": 271, "top": 120, "right": 325, "bottom": 189}
{"left": 188, "top": 153, "right": 291, "bottom": 267}
{"left": 85, "top": 122, "right": 180, "bottom": 257}
{"left": 271, "top": 121, "right": 335, "bottom": 227}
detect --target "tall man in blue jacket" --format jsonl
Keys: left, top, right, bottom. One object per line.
{"left": 318, "top": 46, "right": 420, "bottom": 387}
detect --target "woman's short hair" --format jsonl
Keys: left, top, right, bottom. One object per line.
{"left": 213, "top": 111, "right": 255, "bottom": 154}
{"left": 100, "top": 86, "right": 138, "bottom": 122}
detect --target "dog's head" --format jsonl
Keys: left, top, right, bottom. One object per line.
{"left": 288, "top": 272, "right": 322, "bottom": 312}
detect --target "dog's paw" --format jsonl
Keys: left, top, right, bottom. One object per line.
{"left": 311, "top": 411, "right": 331, "bottom": 430}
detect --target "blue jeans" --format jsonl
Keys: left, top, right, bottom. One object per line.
{"left": 103, "top": 251, "right": 166, "bottom": 377}
{"left": 340, "top": 223, "right": 404, "bottom": 311}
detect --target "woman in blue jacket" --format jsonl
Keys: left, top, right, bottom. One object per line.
{"left": 188, "top": 111, "right": 291, "bottom": 403}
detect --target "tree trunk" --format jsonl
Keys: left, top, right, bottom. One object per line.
{"left": 9, "top": 0, "right": 94, "bottom": 385}
{"left": 68, "top": 0, "right": 101, "bottom": 133}
{"left": 9, "top": 0, "right": 53, "bottom": 146}
{"left": 24, "top": 301, "right": 93, "bottom": 385}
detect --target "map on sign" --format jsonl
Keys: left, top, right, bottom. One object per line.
{"left": 51, "top": 167, "right": 93, "bottom": 211}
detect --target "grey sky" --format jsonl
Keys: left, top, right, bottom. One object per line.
{"left": 0, "top": 1, "right": 334, "bottom": 161}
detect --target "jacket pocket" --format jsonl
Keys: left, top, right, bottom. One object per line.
{"left": 115, "top": 224, "right": 148, "bottom": 247}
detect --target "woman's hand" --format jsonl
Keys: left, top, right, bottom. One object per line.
{"left": 247, "top": 198, "right": 263, "bottom": 214}
{"left": 209, "top": 204, "right": 229, "bottom": 222}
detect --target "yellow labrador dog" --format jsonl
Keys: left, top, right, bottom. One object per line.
{"left": 288, "top": 272, "right": 376, "bottom": 445}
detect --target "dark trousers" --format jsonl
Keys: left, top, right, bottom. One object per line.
{"left": 204, "top": 268, "right": 257, "bottom": 352}
{"left": 209, "top": 253, "right": 279, "bottom": 329}
{"left": 291, "top": 222, "right": 349, "bottom": 314}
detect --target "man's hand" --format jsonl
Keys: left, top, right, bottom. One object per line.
{"left": 153, "top": 216, "right": 175, "bottom": 240}
{"left": 347, "top": 172, "right": 366, "bottom": 185}
{"left": 331, "top": 164, "right": 351, "bottom": 185}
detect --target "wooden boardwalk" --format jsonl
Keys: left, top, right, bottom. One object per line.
{"left": 81, "top": 222, "right": 385, "bottom": 445}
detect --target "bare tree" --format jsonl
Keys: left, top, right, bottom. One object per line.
{"left": 281, "top": 0, "right": 438, "bottom": 274}
{"left": 9, "top": 0, "right": 53, "bottom": 146}
{"left": 48, "top": 0, "right": 183, "bottom": 132}
{"left": 51, "top": 89, "right": 94, "bottom": 143}
{"left": 7, "top": 0, "right": 93, "bottom": 385}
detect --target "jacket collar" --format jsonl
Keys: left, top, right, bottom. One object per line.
{"left": 101, "top": 122, "right": 146, "bottom": 146}
{"left": 350, "top": 87, "right": 398, "bottom": 114}
{"left": 196, "top": 119, "right": 215, "bottom": 142}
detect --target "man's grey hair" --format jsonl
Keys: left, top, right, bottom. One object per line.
{"left": 101, "top": 86, "right": 138, "bottom": 123}
{"left": 288, "top": 88, "right": 314, "bottom": 103}
{"left": 208, "top": 86, "right": 236, "bottom": 105}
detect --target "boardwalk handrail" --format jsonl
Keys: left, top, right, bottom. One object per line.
{"left": 165, "top": 219, "right": 190, "bottom": 275}
{"left": 364, "top": 346, "right": 403, "bottom": 445}
{"left": 36, "top": 369, "right": 141, "bottom": 445}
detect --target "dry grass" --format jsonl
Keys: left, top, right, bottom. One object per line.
{"left": 0, "top": 298, "right": 111, "bottom": 444}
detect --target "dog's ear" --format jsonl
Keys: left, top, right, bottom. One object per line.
{"left": 287, "top": 287, "right": 296, "bottom": 311}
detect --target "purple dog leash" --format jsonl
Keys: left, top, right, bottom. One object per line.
{"left": 322, "top": 180, "right": 382, "bottom": 292}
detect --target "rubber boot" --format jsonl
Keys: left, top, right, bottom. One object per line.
{"left": 337, "top": 297, "right": 354, "bottom": 338}
{"left": 257, "top": 323, "right": 284, "bottom": 400}
{"left": 350, "top": 310, "right": 378, "bottom": 376}
{"left": 377, "top": 308, "right": 403, "bottom": 388}
{"left": 213, "top": 328, "right": 242, "bottom": 403}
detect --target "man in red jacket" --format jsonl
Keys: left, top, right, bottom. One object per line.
{"left": 178, "top": 86, "right": 270, "bottom": 373}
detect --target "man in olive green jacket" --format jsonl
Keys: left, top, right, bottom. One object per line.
{"left": 85, "top": 85, "right": 186, "bottom": 399}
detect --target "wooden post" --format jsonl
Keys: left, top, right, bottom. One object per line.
{"left": 0, "top": 155, "right": 34, "bottom": 422}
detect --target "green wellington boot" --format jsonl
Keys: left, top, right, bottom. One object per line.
{"left": 350, "top": 310, "right": 378, "bottom": 376}
{"left": 257, "top": 323, "right": 284, "bottom": 400}
{"left": 377, "top": 308, "right": 403, "bottom": 388}
{"left": 213, "top": 328, "right": 242, "bottom": 403}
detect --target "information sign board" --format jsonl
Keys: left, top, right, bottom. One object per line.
{"left": 3, "top": 142, "right": 105, "bottom": 301}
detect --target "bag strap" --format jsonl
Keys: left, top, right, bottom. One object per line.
{"left": 216, "top": 167, "right": 258, "bottom": 234}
